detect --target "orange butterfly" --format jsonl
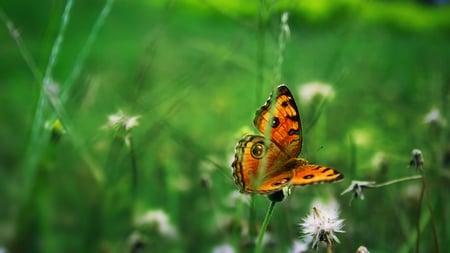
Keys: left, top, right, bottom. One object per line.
{"left": 231, "top": 84, "right": 343, "bottom": 194}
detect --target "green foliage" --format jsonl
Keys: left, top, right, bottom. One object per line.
{"left": 0, "top": 0, "right": 449, "bottom": 252}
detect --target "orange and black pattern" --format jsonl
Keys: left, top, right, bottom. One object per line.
{"left": 232, "top": 84, "right": 343, "bottom": 194}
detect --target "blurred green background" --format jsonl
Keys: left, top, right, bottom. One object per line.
{"left": 1, "top": 0, "right": 449, "bottom": 252}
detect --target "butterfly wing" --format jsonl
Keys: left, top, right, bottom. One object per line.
{"left": 231, "top": 84, "right": 342, "bottom": 194}
{"left": 280, "top": 158, "right": 344, "bottom": 186}
{"left": 232, "top": 135, "right": 294, "bottom": 193}
{"left": 232, "top": 85, "right": 303, "bottom": 194}
{"left": 253, "top": 85, "right": 302, "bottom": 158}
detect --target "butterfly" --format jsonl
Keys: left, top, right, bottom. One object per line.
{"left": 231, "top": 84, "right": 343, "bottom": 194}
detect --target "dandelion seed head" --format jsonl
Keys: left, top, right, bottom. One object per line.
{"left": 409, "top": 148, "right": 424, "bottom": 169}
{"left": 300, "top": 199, "right": 344, "bottom": 250}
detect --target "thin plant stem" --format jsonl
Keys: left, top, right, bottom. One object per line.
{"left": 342, "top": 175, "right": 423, "bottom": 206}
{"left": 43, "top": 0, "right": 73, "bottom": 83}
{"left": 256, "top": 0, "right": 267, "bottom": 102}
{"left": 0, "top": 8, "right": 43, "bottom": 81}
{"left": 128, "top": 132, "right": 138, "bottom": 203}
{"left": 249, "top": 195, "right": 257, "bottom": 245}
{"left": 254, "top": 201, "right": 276, "bottom": 253}
{"left": 304, "top": 97, "right": 329, "bottom": 134}
{"left": 274, "top": 12, "right": 289, "bottom": 84}
{"left": 424, "top": 189, "right": 440, "bottom": 253}
{"left": 21, "top": 0, "right": 73, "bottom": 205}
{"left": 2, "top": 0, "right": 104, "bottom": 189}
{"left": 62, "top": 0, "right": 115, "bottom": 101}
{"left": 370, "top": 175, "right": 423, "bottom": 188}
{"left": 327, "top": 243, "right": 332, "bottom": 253}
{"left": 419, "top": 172, "right": 440, "bottom": 253}
{"left": 415, "top": 179, "right": 425, "bottom": 253}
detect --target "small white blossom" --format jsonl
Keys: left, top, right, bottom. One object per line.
{"left": 212, "top": 243, "right": 234, "bottom": 253}
{"left": 135, "top": 209, "right": 178, "bottom": 239}
{"left": 288, "top": 239, "right": 308, "bottom": 253}
{"left": 45, "top": 80, "right": 60, "bottom": 97}
{"left": 423, "top": 107, "right": 445, "bottom": 127}
{"left": 300, "top": 199, "right": 344, "bottom": 250}
{"left": 104, "top": 110, "right": 141, "bottom": 131}
{"left": 212, "top": 243, "right": 235, "bottom": 253}
{"left": 356, "top": 246, "right": 370, "bottom": 253}
{"left": 127, "top": 231, "right": 145, "bottom": 252}
{"left": 297, "top": 82, "right": 335, "bottom": 104}
{"left": 341, "top": 180, "right": 376, "bottom": 204}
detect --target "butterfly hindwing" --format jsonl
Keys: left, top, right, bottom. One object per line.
{"left": 281, "top": 158, "right": 344, "bottom": 186}
{"left": 232, "top": 134, "right": 291, "bottom": 193}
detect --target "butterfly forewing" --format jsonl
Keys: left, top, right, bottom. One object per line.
{"left": 253, "top": 85, "right": 303, "bottom": 158}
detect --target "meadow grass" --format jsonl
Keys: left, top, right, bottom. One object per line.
{"left": 1, "top": 0, "right": 449, "bottom": 252}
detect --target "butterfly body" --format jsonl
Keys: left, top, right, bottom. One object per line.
{"left": 231, "top": 85, "right": 343, "bottom": 194}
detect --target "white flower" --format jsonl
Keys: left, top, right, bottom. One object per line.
{"left": 356, "top": 246, "right": 370, "bottom": 253}
{"left": 297, "top": 82, "right": 335, "bottom": 104}
{"left": 300, "top": 199, "right": 344, "bottom": 250}
{"left": 127, "top": 231, "right": 145, "bottom": 252}
{"left": 288, "top": 239, "right": 308, "bottom": 253}
{"left": 104, "top": 110, "right": 141, "bottom": 131}
{"left": 135, "top": 210, "right": 178, "bottom": 239}
{"left": 212, "top": 243, "right": 235, "bottom": 253}
{"left": 423, "top": 107, "right": 445, "bottom": 127}
{"left": 341, "top": 180, "right": 376, "bottom": 204}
